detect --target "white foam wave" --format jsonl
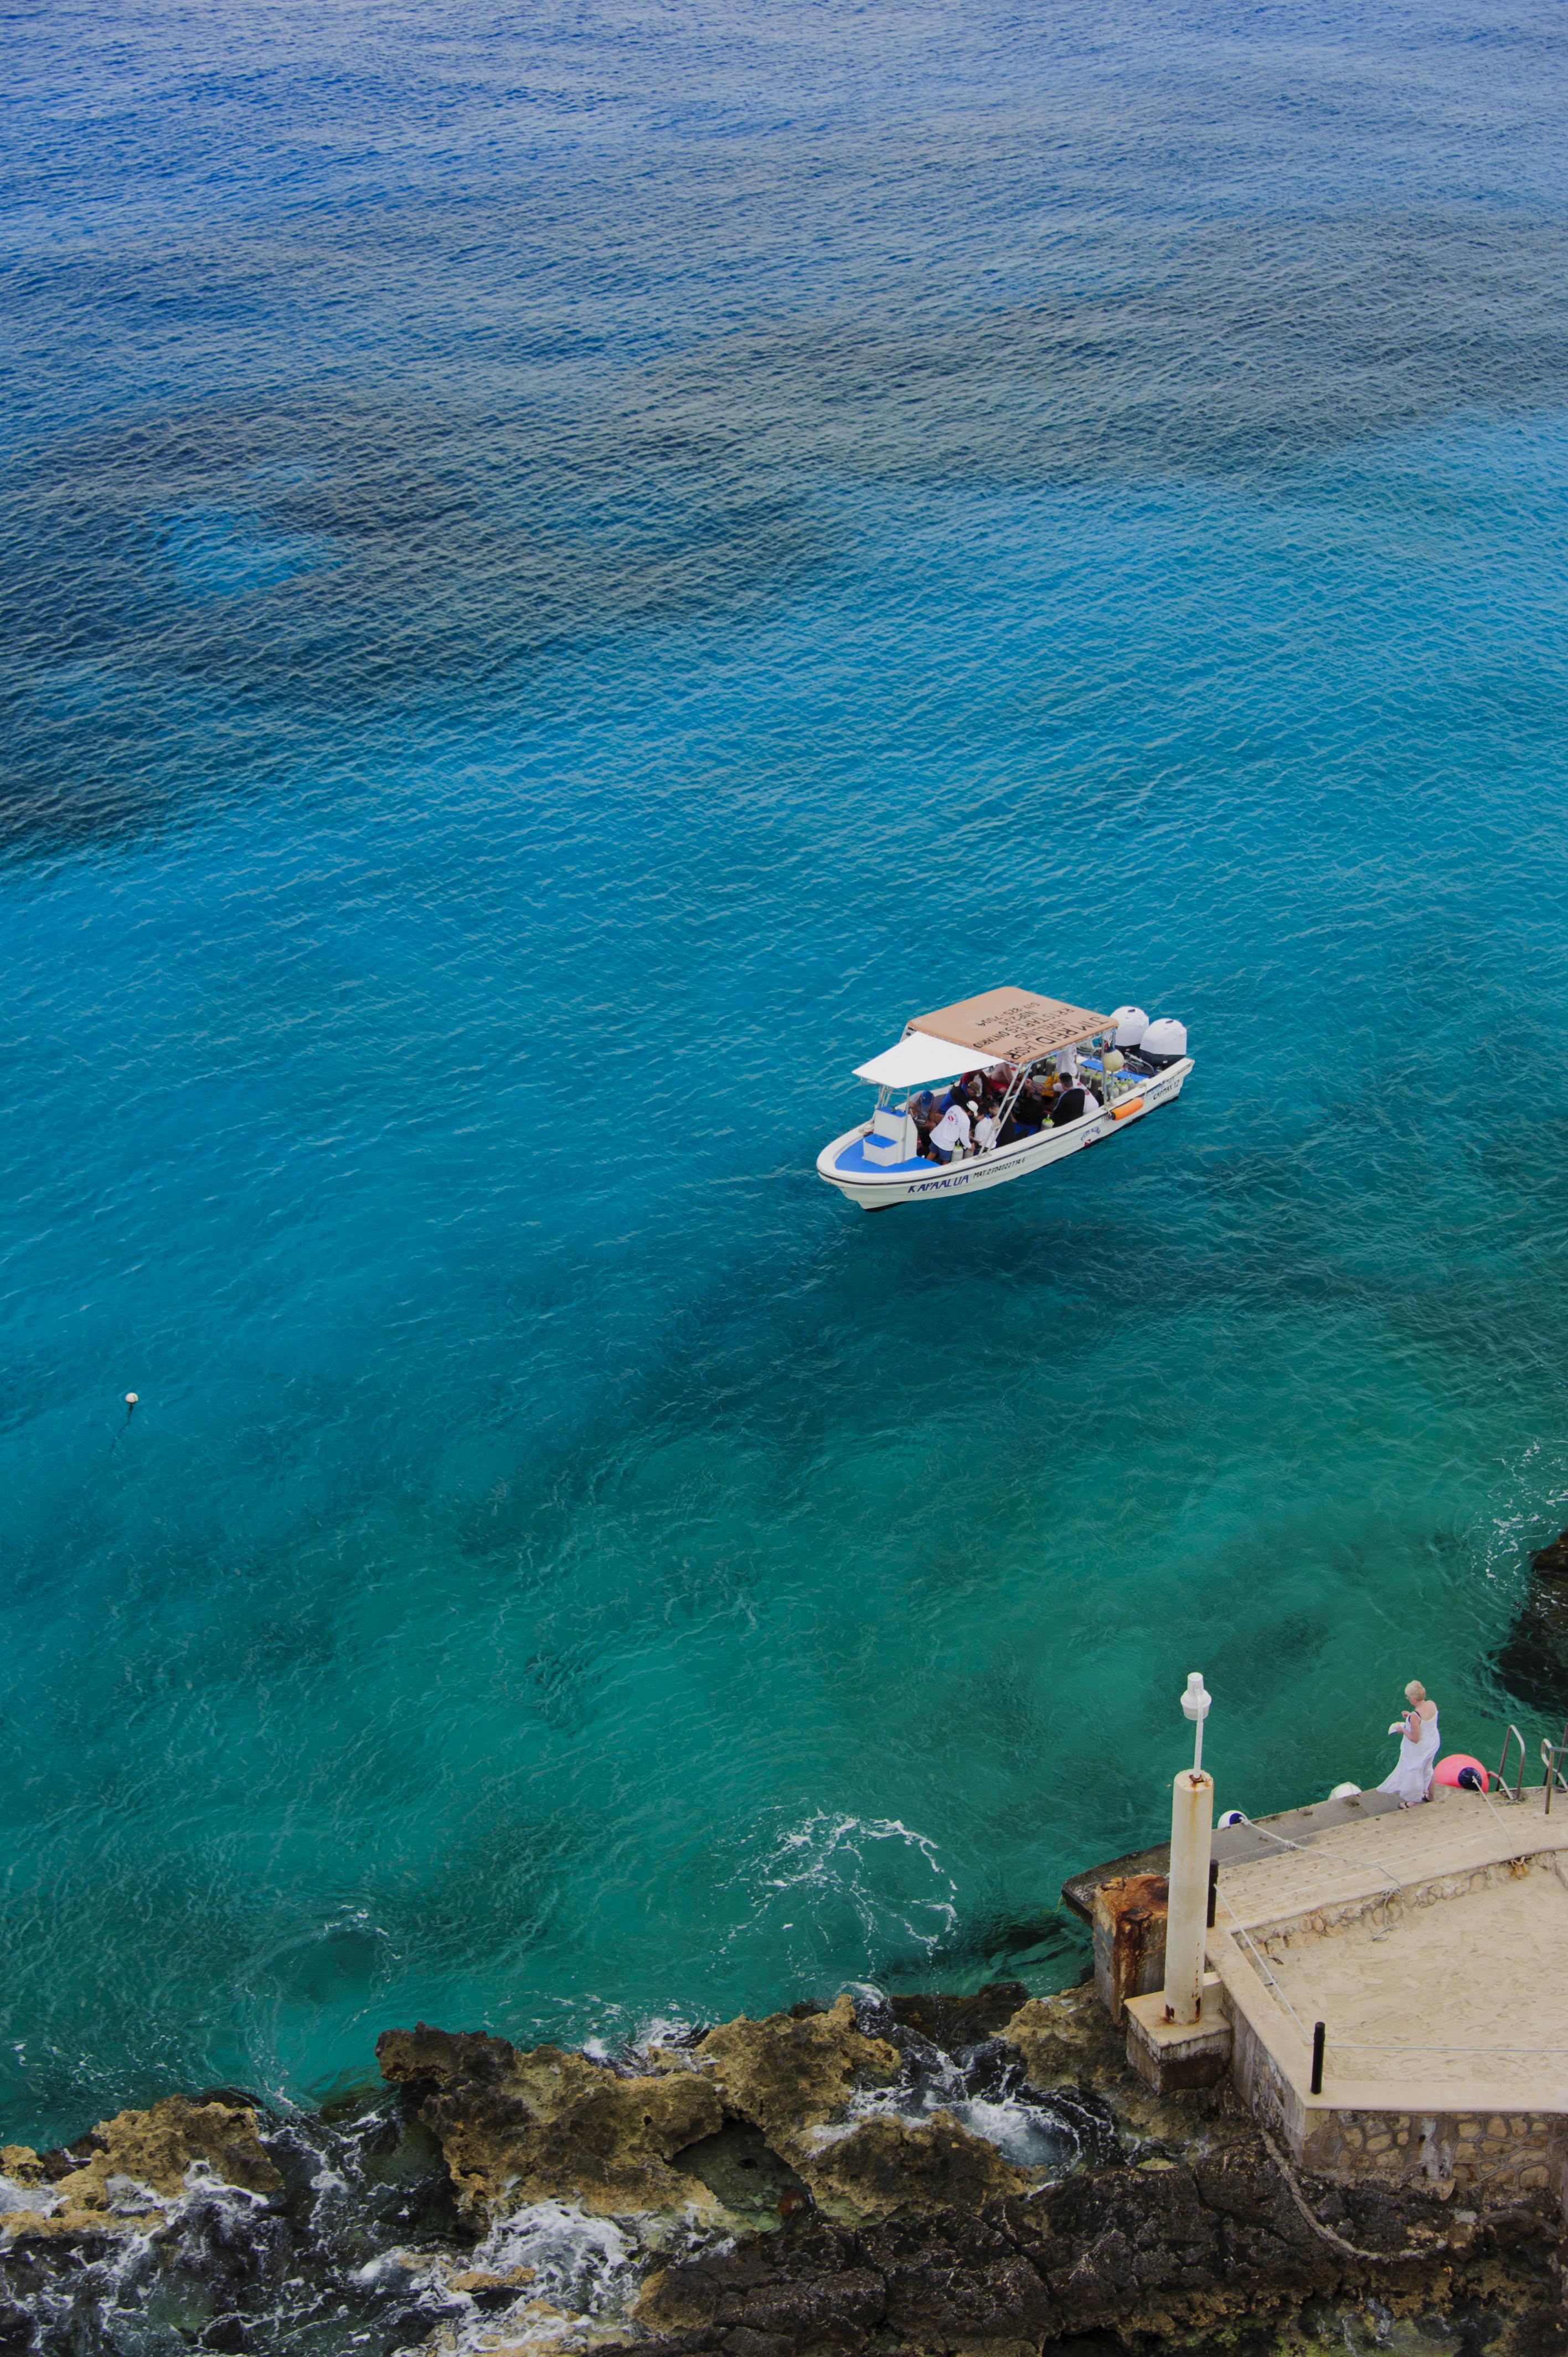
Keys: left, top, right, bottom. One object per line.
{"left": 628, "top": 2013, "right": 701, "bottom": 2058}
{"left": 400, "top": 2201, "right": 656, "bottom": 2357}
{"left": 835, "top": 2023, "right": 1111, "bottom": 2175}
{"left": 473, "top": 2200, "right": 635, "bottom": 2306}
{"left": 0, "top": 2172, "right": 60, "bottom": 2216}
{"left": 724, "top": 1812, "right": 959, "bottom": 1973}
{"left": 946, "top": 2093, "right": 1078, "bottom": 2169}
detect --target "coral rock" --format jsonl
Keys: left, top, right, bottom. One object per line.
{"left": 1000, "top": 1983, "right": 1241, "bottom": 2151}
{"left": 2, "top": 2097, "right": 280, "bottom": 2242}
{"left": 803, "top": 2112, "right": 1030, "bottom": 2220}
{"left": 886, "top": 1983, "right": 1027, "bottom": 2056}
{"left": 683, "top": 1998, "right": 1019, "bottom": 2220}
{"left": 375, "top": 2023, "right": 724, "bottom": 2226}
{"left": 691, "top": 1995, "right": 900, "bottom": 2148}
{"left": 612, "top": 2139, "right": 1554, "bottom": 2357}
{"left": 1000, "top": 1985, "right": 1125, "bottom": 2091}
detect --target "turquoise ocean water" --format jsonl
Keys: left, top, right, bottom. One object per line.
{"left": 4, "top": 0, "right": 1568, "bottom": 2157}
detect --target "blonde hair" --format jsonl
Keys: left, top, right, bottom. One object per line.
{"left": 1405, "top": 1680, "right": 1426, "bottom": 1704}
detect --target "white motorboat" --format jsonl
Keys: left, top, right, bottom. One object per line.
{"left": 816, "top": 986, "right": 1192, "bottom": 1211}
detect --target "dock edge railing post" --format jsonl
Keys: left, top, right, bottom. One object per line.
{"left": 1310, "top": 2021, "right": 1325, "bottom": 2097}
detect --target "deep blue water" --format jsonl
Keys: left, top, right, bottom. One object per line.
{"left": 4, "top": 0, "right": 1568, "bottom": 2157}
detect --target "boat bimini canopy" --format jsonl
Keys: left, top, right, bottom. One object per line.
{"left": 853, "top": 1031, "right": 987, "bottom": 1088}
{"left": 853, "top": 986, "right": 1113, "bottom": 1087}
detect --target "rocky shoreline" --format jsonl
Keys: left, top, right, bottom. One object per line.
{"left": 3, "top": 1976, "right": 1565, "bottom": 2356}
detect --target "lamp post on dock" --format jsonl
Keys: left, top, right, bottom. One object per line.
{"left": 1162, "top": 1673, "right": 1214, "bottom": 2025}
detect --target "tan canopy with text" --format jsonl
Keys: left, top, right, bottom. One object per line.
{"left": 909, "top": 986, "right": 1112, "bottom": 1067}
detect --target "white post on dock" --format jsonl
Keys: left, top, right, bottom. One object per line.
{"left": 1162, "top": 1672, "right": 1214, "bottom": 2025}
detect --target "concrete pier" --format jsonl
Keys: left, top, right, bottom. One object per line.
{"left": 1079, "top": 1780, "right": 1568, "bottom": 2212}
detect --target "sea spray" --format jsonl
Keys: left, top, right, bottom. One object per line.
{"left": 722, "top": 1814, "right": 960, "bottom": 1986}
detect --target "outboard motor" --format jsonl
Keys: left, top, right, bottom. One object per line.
{"left": 1110, "top": 1004, "right": 1148, "bottom": 1050}
{"left": 1139, "top": 1017, "right": 1188, "bottom": 1071}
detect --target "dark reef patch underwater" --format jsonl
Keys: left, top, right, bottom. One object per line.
{"left": 6, "top": 2, "right": 1568, "bottom": 2349}
{"left": 10, "top": 203, "right": 1568, "bottom": 843}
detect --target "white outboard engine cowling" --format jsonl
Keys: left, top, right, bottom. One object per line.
{"left": 1110, "top": 1004, "right": 1148, "bottom": 1049}
{"left": 1139, "top": 1017, "right": 1188, "bottom": 1069}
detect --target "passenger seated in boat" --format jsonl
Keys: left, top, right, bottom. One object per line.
{"left": 973, "top": 1106, "right": 1000, "bottom": 1153}
{"left": 928, "top": 1097, "right": 975, "bottom": 1164}
{"left": 1049, "top": 1079, "right": 1100, "bottom": 1127}
{"left": 1006, "top": 1075, "right": 1049, "bottom": 1138}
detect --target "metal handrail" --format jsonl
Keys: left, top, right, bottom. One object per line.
{"left": 1494, "top": 1723, "right": 1528, "bottom": 1802}
{"left": 1541, "top": 1733, "right": 1568, "bottom": 1814}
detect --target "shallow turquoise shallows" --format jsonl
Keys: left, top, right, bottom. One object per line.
{"left": 4, "top": 0, "right": 1568, "bottom": 2149}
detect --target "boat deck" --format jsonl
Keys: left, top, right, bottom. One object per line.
{"left": 832, "top": 1136, "right": 926, "bottom": 1176}
{"left": 833, "top": 1128, "right": 1054, "bottom": 1179}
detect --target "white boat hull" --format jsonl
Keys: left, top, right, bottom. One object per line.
{"left": 816, "top": 1060, "right": 1193, "bottom": 1210}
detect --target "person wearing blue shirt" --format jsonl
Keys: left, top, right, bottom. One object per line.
{"left": 909, "top": 1090, "right": 938, "bottom": 1159}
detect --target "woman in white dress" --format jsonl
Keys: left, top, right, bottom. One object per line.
{"left": 1379, "top": 1680, "right": 1440, "bottom": 1807}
